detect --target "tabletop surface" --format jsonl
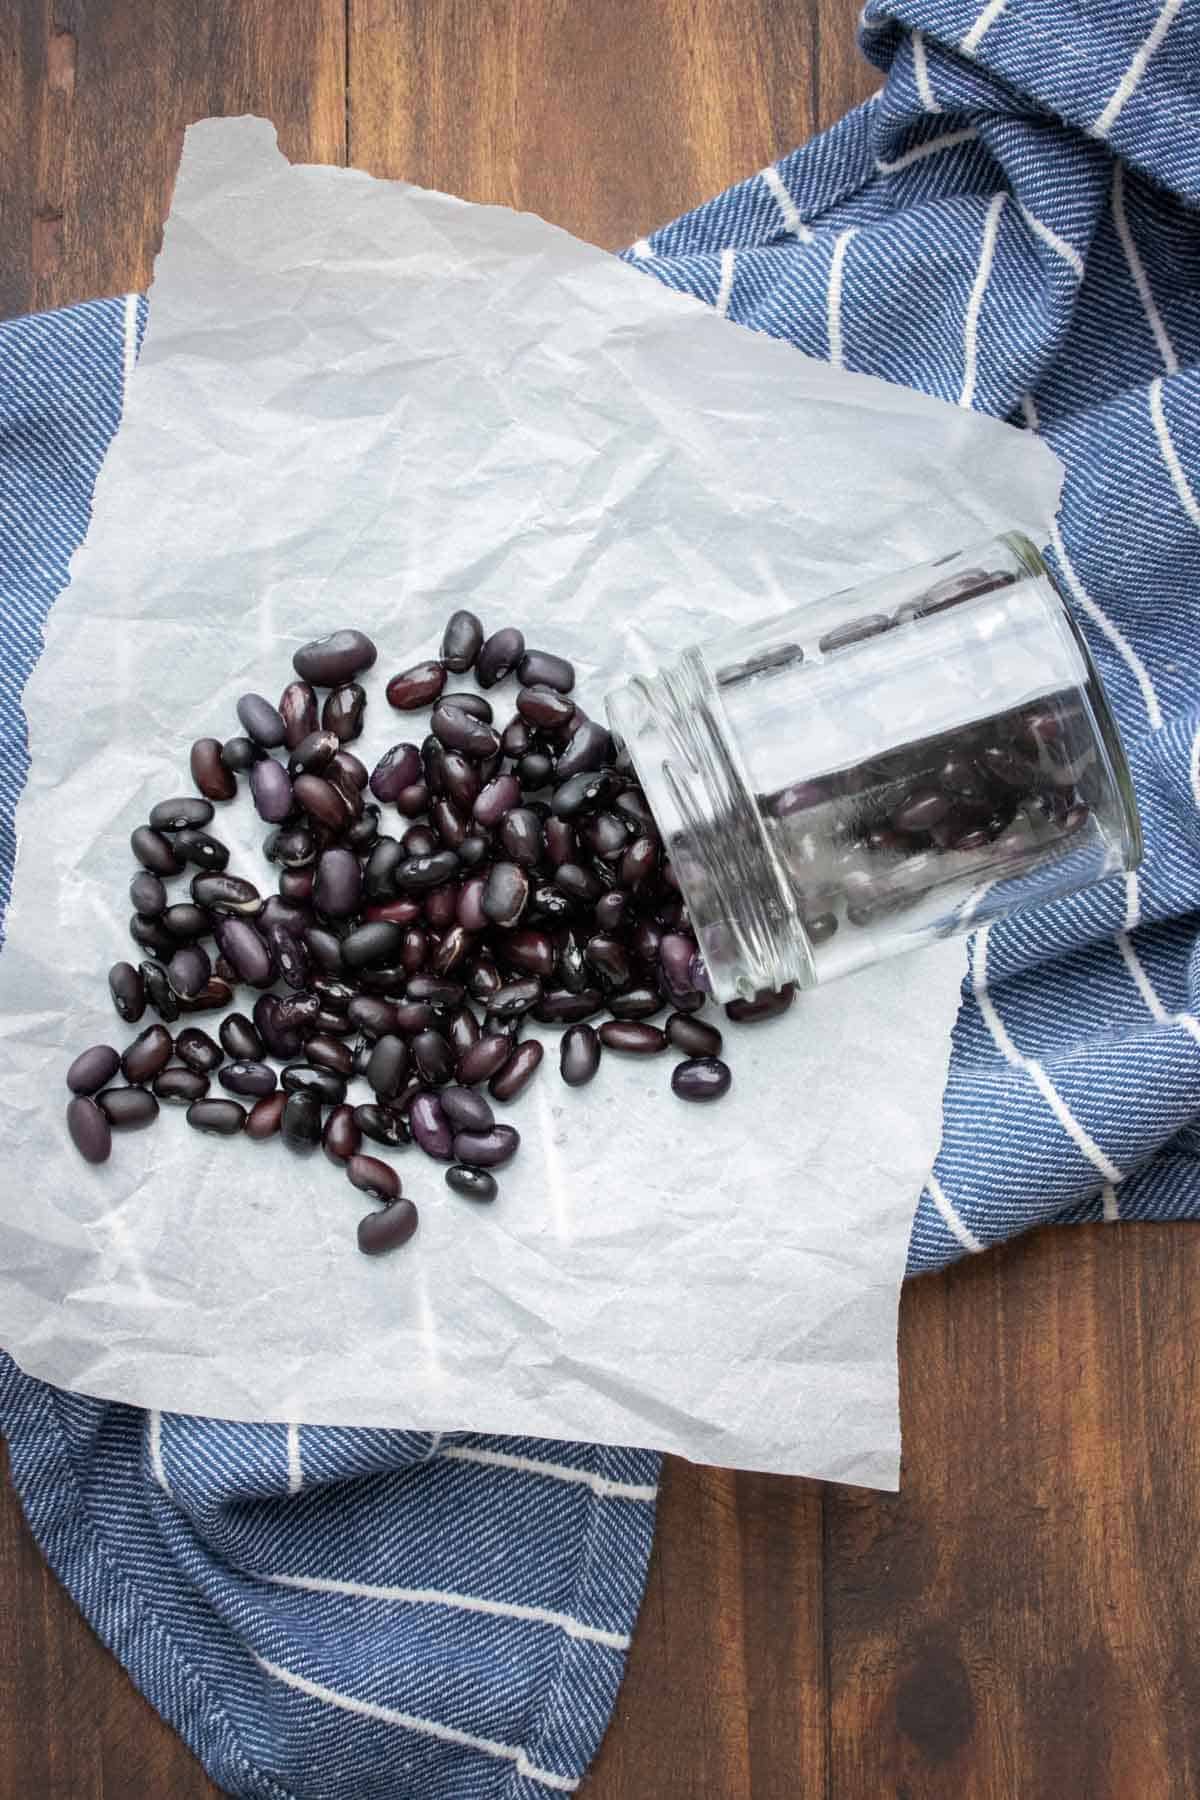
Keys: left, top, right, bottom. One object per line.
{"left": 3, "top": 3, "right": 1200, "bottom": 1795}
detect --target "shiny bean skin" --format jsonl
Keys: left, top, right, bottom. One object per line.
{"left": 97, "top": 1086, "right": 161, "bottom": 1129}
{"left": 214, "top": 916, "right": 274, "bottom": 986}
{"left": 442, "top": 751, "right": 481, "bottom": 813}
{"left": 501, "top": 928, "right": 556, "bottom": 979}
{"left": 148, "top": 795, "right": 215, "bottom": 832}
{"left": 659, "top": 932, "right": 698, "bottom": 996}
{"left": 441, "top": 609, "right": 484, "bottom": 673}
{"left": 594, "top": 889, "right": 631, "bottom": 933}
{"left": 357, "top": 1198, "right": 420, "bottom": 1255}
{"left": 516, "top": 752, "right": 554, "bottom": 790}
{"left": 341, "top": 921, "right": 405, "bottom": 970}
{"left": 217, "top": 1012, "right": 263, "bottom": 1065}
{"left": 313, "top": 846, "right": 361, "bottom": 917}
{"left": 456, "top": 1034, "right": 513, "bottom": 1086}
{"left": 370, "top": 743, "right": 423, "bottom": 803}
{"left": 445, "top": 1164, "right": 498, "bottom": 1202}
{"left": 161, "top": 902, "right": 212, "bottom": 938}
{"left": 476, "top": 626, "right": 525, "bottom": 689}
{"left": 440, "top": 1085, "right": 495, "bottom": 1132}
{"left": 130, "top": 826, "right": 182, "bottom": 876}
{"left": 332, "top": 748, "right": 369, "bottom": 790}
{"left": 354, "top": 1103, "right": 411, "bottom": 1147}
{"left": 516, "top": 684, "right": 575, "bottom": 730}
{"left": 190, "top": 736, "right": 237, "bottom": 801}
{"left": 431, "top": 702, "right": 500, "bottom": 759}
{"left": 666, "top": 1013, "right": 723, "bottom": 1057}
{"left": 322, "top": 683, "right": 366, "bottom": 741}
{"left": 168, "top": 944, "right": 211, "bottom": 999}
{"left": 292, "top": 629, "right": 377, "bottom": 687}
{"left": 410, "top": 1092, "right": 454, "bottom": 1160}
{"left": 246, "top": 1092, "right": 287, "bottom": 1139}
{"left": 489, "top": 1040, "right": 543, "bottom": 1103}
{"left": 621, "top": 837, "right": 658, "bottom": 888}
{"left": 175, "top": 1027, "right": 224, "bottom": 1073}
{"left": 174, "top": 828, "right": 229, "bottom": 872}
{"left": 487, "top": 978, "right": 542, "bottom": 1019}
{"left": 306, "top": 1033, "right": 355, "bottom": 1076}
{"left": 393, "top": 1000, "right": 440, "bottom": 1034}
{"left": 130, "top": 914, "right": 176, "bottom": 955}
{"left": 138, "top": 958, "right": 180, "bottom": 1022}
{"left": 264, "top": 921, "right": 309, "bottom": 990}
{"left": 323, "top": 1104, "right": 362, "bottom": 1164}
{"left": 499, "top": 808, "right": 542, "bottom": 866}
{"left": 672, "top": 1056, "right": 732, "bottom": 1102}
{"left": 367, "top": 1034, "right": 410, "bottom": 1101}
{"left": 288, "top": 728, "right": 340, "bottom": 775}
{"left": 186, "top": 1097, "right": 246, "bottom": 1136}
{"left": 452, "top": 1124, "right": 520, "bottom": 1168}
{"left": 724, "top": 984, "right": 795, "bottom": 1023}
{"left": 386, "top": 661, "right": 447, "bottom": 710}
{"left": 279, "top": 679, "right": 320, "bottom": 748}
{"left": 534, "top": 987, "right": 603, "bottom": 1024}
{"left": 473, "top": 774, "right": 521, "bottom": 829}
{"left": 302, "top": 928, "right": 344, "bottom": 975}
{"left": 402, "top": 825, "right": 439, "bottom": 857}
{"left": 559, "top": 1023, "right": 601, "bottom": 1087}
{"left": 293, "top": 773, "right": 351, "bottom": 832}
{"left": 543, "top": 818, "right": 577, "bottom": 866}
{"left": 597, "top": 1021, "right": 667, "bottom": 1054}
{"left": 219, "top": 1060, "right": 278, "bottom": 1098}
{"left": 282, "top": 1064, "right": 348, "bottom": 1105}
{"left": 347, "top": 995, "right": 400, "bottom": 1039}
{"left": 553, "top": 862, "right": 603, "bottom": 903}
{"left": 314, "top": 1007, "right": 354, "bottom": 1036}
{"left": 237, "top": 692, "right": 287, "bottom": 748}
{"left": 266, "top": 825, "right": 317, "bottom": 868}
{"left": 432, "top": 926, "right": 473, "bottom": 975}
{"left": 555, "top": 720, "right": 614, "bottom": 782}
{"left": 482, "top": 861, "right": 528, "bottom": 927}
{"left": 579, "top": 812, "right": 628, "bottom": 861}
{"left": 364, "top": 838, "right": 403, "bottom": 898}
{"left": 395, "top": 850, "right": 461, "bottom": 893}
{"left": 67, "top": 1044, "right": 122, "bottom": 1094}
{"left": 585, "top": 935, "right": 631, "bottom": 987}
{"left": 347, "top": 1154, "right": 401, "bottom": 1201}
{"left": 448, "top": 1006, "right": 481, "bottom": 1059}
{"left": 67, "top": 1095, "right": 112, "bottom": 1163}
{"left": 129, "top": 871, "right": 168, "bottom": 916}
{"left": 281, "top": 1091, "right": 323, "bottom": 1154}
{"left": 424, "top": 883, "right": 459, "bottom": 930}
{"left": 517, "top": 649, "right": 575, "bottom": 693}
{"left": 221, "top": 736, "right": 261, "bottom": 772}
{"left": 154, "top": 1066, "right": 210, "bottom": 1105}
{"left": 121, "top": 1024, "right": 174, "bottom": 1084}
{"left": 346, "top": 805, "right": 381, "bottom": 851}
{"left": 432, "top": 797, "right": 468, "bottom": 851}
{"left": 501, "top": 717, "right": 531, "bottom": 759}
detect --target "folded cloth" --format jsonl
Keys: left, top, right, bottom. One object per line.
{"left": 2, "top": 3, "right": 1199, "bottom": 1793}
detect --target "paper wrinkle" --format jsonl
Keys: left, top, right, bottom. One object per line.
{"left": 0, "top": 117, "right": 1062, "bottom": 1485}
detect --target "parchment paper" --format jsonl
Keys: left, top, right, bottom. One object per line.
{"left": 0, "top": 118, "right": 1062, "bottom": 1484}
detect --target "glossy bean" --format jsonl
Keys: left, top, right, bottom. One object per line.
{"left": 67, "top": 1044, "right": 121, "bottom": 1095}
{"left": 138, "top": 958, "right": 180, "bottom": 1022}
{"left": 517, "top": 751, "right": 554, "bottom": 789}
{"left": 534, "top": 988, "right": 603, "bottom": 1024}
{"left": 288, "top": 728, "right": 340, "bottom": 775}
{"left": 489, "top": 1040, "right": 544, "bottom": 1103}
{"left": 282, "top": 1063, "right": 347, "bottom": 1105}
{"left": 724, "top": 984, "right": 795, "bottom": 1023}
{"left": 322, "top": 682, "right": 366, "bottom": 741}
{"left": 130, "top": 826, "right": 182, "bottom": 876}
{"left": 671, "top": 1056, "right": 732, "bottom": 1102}
{"left": 97, "top": 1086, "right": 161, "bottom": 1129}
{"left": 222, "top": 736, "right": 262, "bottom": 772}
{"left": 293, "top": 773, "right": 351, "bottom": 832}
{"left": 445, "top": 1165, "right": 498, "bottom": 1202}
{"left": 499, "top": 808, "right": 542, "bottom": 866}
{"left": 395, "top": 850, "right": 461, "bottom": 893}
{"left": 219, "top": 1060, "right": 278, "bottom": 1097}
{"left": 279, "top": 679, "right": 320, "bottom": 747}
{"left": 452, "top": 1124, "right": 520, "bottom": 1168}
{"left": 442, "top": 751, "right": 481, "bottom": 813}
{"left": 214, "top": 916, "right": 274, "bottom": 986}
{"left": 312, "top": 846, "right": 361, "bottom": 918}
{"left": 555, "top": 720, "right": 614, "bottom": 781}
{"left": 175, "top": 1027, "right": 224, "bottom": 1073}
{"left": 432, "top": 701, "right": 500, "bottom": 758}
{"left": 396, "top": 780, "right": 430, "bottom": 817}
{"left": 332, "top": 747, "right": 369, "bottom": 789}
{"left": 354, "top": 1103, "right": 411, "bottom": 1147}
{"left": 666, "top": 1013, "right": 723, "bottom": 1057}
{"left": 553, "top": 862, "right": 603, "bottom": 902}
{"left": 265, "top": 824, "right": 317, "bottom": 868}
{"left": 441, "top": 609, "right": 484, "bottom": 673}
{"left": 476, "top": 626, "right": 525, "bottom": 689}
{"left": 322, "top": 1104, "right": 362, "bottom": 1164}
{"left": 154, "top": 1066, "right": 210, "bottom": 1104}
{"left": 129, "top": 871, "right": 167, "bottom": 917}
{"left": 473, "top": 774, "right": 521, "bottom": 828}
{"left": 162, "top": 901, "right": 214, "bottom": 938}
{"left": 281, "top": 1091, "right": 323, "bottom": 1153}
{"left": 501, "top": 928, "right": 555, "bottom": 979}
{"left": 357, "top": 1198, "right": 420, "bottom": 1255}
{"left": 367, "top": 1034, "right": 410, "bottom": 1101}
{"left": 456, "top": 1034, "right": 513, "bottom": 1086}
{"left": 246, "top": 1092, "right": 287, "bottom": 1140}
{"left": 167, "top": 944, "right": 211, "bottom": 999}
{"left": 173, "top": 828, "right": 229, "bottom": 872}
{"left": 488, "top": 978, "right": 542, "bottom": 1019}
{"left": 440, "top": 1086, "right": 495, "bottom": 1132}
{"left": 130, "top": 914, "right": 175, "bottom": 955}
{"left": 341, "top": 921, "right": 405, "bottom": 969}
{"left": 597, "top": 1021, "right": 667, "bottom": 1054}
{"left": 190, "top": 737, "right": 237, "bottom": 802}
{"left": 237, "top": 692, "right": 287, "bottom": 748}
{"left": 220, "top": 1012, "right": 264, "bottom": 1060}
{"left": 306, "top": 1033, "right": 355, "bottom": 1076}
{"left": 292, "top": 629, "right": 377, "bottom": 686}
{"left": 559, "top": 1023, "right": 600, "bottom": 1087}
{"left": 67, "top": 1095, "right": 112, "bottom": 1163}
{"left": 517, "top": 649, "right": 575, "bottom": 693}
{"left": 482, "top": 861, "right": 529, "bottom": 927}
{"left": 178, "top": 977, "right": 234, "bottom": 1015}
{"left": 121, "top": 1023, "right": 174, "bottom": 1084}
{"left": 386, "top": 661, "right": 446, "bottom": 710}
{"left": 347, "top": 1154, "right": 401, "bottom": 1201}
{"left": 516, "top": 684, "right": 575, "bottom": 732}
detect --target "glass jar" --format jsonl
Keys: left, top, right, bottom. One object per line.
{"left": 605, "top": 533, "right": 1141, "bottom": 1004}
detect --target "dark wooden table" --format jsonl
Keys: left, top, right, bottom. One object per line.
{"left": 3, "top": 5, "right": 1199, "bottom": 1796}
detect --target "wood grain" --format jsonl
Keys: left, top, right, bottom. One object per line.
{"left": 4, "top": 4, "right": 1200, "bottom": 1799}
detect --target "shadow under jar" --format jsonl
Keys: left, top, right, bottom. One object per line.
{"left": 606, "top": 534, "right": 1141, "bottom": 1003}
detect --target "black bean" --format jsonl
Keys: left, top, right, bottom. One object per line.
{"left": 441, "top": 1164, "right": 494, "bottom": 1203}
{"left": 502, "top": 717, "right": 532, "bottom": 759}
{"left": 427, "top": 797, "right": 466, "bottom": 850}
{"left": 306, "top": 846, "right": 358, "bottom": 919}
{"left": 401, "top": 826, "right": 437, "bottom": 859}
{"left": 516, "top": 751, "right": 554, "bottom": 789}
{"left": 476, "top": 861, "right": 525, "bottom": 928}
{"left": 276, "top": 1089, "right": 320, "bottom": 1156}
{"left": 221, "top": 735, "right": 262, "bottom": 773}
{"left": 173, "top": 828, "right": 229, "bottom": 872}
{"left": 220, "top": 1012, "right": 264, "bottom": 1060}
{"left": 244, "top": 1092, "right": 286, "bottom": 1139}
{"left": 288, "top": 728, "right": 340, "bottom": 776}
{"left": 891, "top": 789, "right": 950, "bottom": 833}
{"left": 189, "top": 738, "right": 236, "bottom": 803}
{"left": 410, "top": 1092, "right": 454, "bottom": 1160}
{"left": 175, "top": 1027, "right": 223, "bottom": 1073}
{"left": 473, "top": 774, "right": 521, "bottom": 828}
{"left": 410, "top": 973, "right": 467, "bottom": 1006}
{"left": 365, "top": 1033, "right": 409, "bottom": 1101}
{"left": 280, "top": 1063, "right": 346, "bottom": 1105}
{"left": 598, "top": 1020, "right": 667, "bottom": 1054}
{"left": 555, "top": 721, "right": 614, "bottom": 782}
{"left": 306, "top": 1033, "right": 356, "bottom": 1077}
{"left": 392, "top": 850, "right": 459, "bottom": 893}
{"left": 292, "top": 773, "right": 350, "bottom": 832}
{"left": 211, "top": 916, "right": 272, "bottom": 987}
{"left": 443, "top": 1007, "right": 478, "bottom": 1061}
{"left": 454, "top": 838, "right": 489, "bottom": 880}
{"left": 489, "top": 1040, "right": 543, "bottom": 1103}
{"left": 181, "top": 880, "right": 255, "bottom": 929}
{"left": 594, "top": 890, "right": 631, "bottom": 934}
{"left": 666, "top": 1013, "right": 722, "bottom": 1056}
{"left": 314, "top": 682, "right": 361, "bottom": 743}
{"left": 396, "top": 780, "right": 431, "bottom": 817}
{"left": 130, "top": 913, "right": 176, "bottom": 955}
{"left": 498, "top": 808, "right": 542, "bottom": 866}
{"left": 338, "top": 922, "right": 401, "bottom": 971}
{"left": 534, "top": 987, "right": 603, "bottom": 1024}
{"left": 138, "top": 959, "right": 180, "bottom": 1022}
{"left": 559, "top": 1023, "right": 600, "bottom": 1086}
{"left": 128, "top": 871, "right": 167, "bottom": 917}
{"left": 724, "top": 984, "right": 795, "bottom": 1023}
{"left": 517, "top": 649, "right": 575, "bottom": 693}
{"left": 386, "top": 661, "right": 446, "bottom": 710}
{"left": 476, "top": 626, "right": 525, "bottom": 689}
{"left": 501, "top": 928, "right": 556, "bottom": 979}
{"left": 168, "top": 944, "right": 211, "bottom": 999}
{"left": 67, "top": 1044, "right": 121, "bottom": 1095}
{"left": 368, "top": 746, "right": 421, "bottom": 808}
{"left": 97, "top": 1086, "right": 160, "bottom": 1129}
{"left": 342, "top": 995, "right": 395, "bottom": 1040}
{"left": 67, "top": 1094, "right": 112, "bottom": 1163}
{"left": 346, "top": 1154, "right": 401, "bottom": 1201}
{"left": 180, "top": 1096, "right": 244, "bottom": 1137}
{"left": 159, "top": 902, "right": 210, "bottom": 939}
{"left": 579, "top": 813, "right": 628, "bottom": 862}
{"left": 553, "top": 862, "right": 603, "bottom": 903}
{"left": 154, "top": 1066, "right": 210, "bottom": 1104}
{"left": 440, "top": 751, "right": 480, "bottom": 815}
{"left": 148, "top": 797, "right": 213, "bottom": 835}
{"left": 292, "top": 629, "right": 377, "bottom": 686}
{"left": 543, "top": 818, "right": 577, "bottom": 867}
{"left": 236, "top": 692, "right": 287, "bottom": 748}
{"left": 432, "top": 701, "right": 500, "bottom": 758}
{"left": 345, "top": 805, "right": 380, "bottom": 852}
{"left": 440, "top": 1085, "right": 494, "bottom": 1132}
{"left": 354, "top": 1103, "right": 411, "bottom": 1148}
{"left": 671, "top": 1056, "right": 732, "bottom": 1102}
{"left": 552, "top": 769, "right": 621, "bottom": 819}
{"left": 584, "top": 934, "right": 631, "bottom": 987}
{"left": 219, "top": 1060, "right": 278, "bottom": 1097}
{"left": 431, "top": 926, "right": 472, "bottom": 976}
{"left": 488, "top": 978, "right": 542, "bottom": 1019}
{"left": 452, "top": 1124, "right": 519, "bottom": 1168}
{"left": 456, "top": 1035, "right": 512, "bottom": 1086}
{"left": 441, "top": 610, "right": 484, "bottom": 673}
{"left": 514, "top": 685, "right": 572, "bottom": 732}
{"left": 277, "top": 678, "right": 319, "bottom": 748}
{"left": 130, "top": 826, "right": 181, "bottom": 876}
{"left": 409, "top": 1029, "right": 452, "bottom": 1085}
{"left": 357, "top": 1197, "right": 419, "bottom": 1255}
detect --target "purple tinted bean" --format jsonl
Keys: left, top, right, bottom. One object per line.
{"left": 130, "top": 826, "right": 182, "bottom": 876}
{"left": 489, "top": 1040, "right": 543, "bottom": 1103}
{"left": 620, "top": 837, "right": 658, "bottom": 888}
{"left": 288, "top": 728, "right": 340, "bottom": 776}
{"left": 488, "top": 978, "right": 542, "bottom": 1018}
{"left": 448, "top": 1006, "right": 480, "bottom": 1059}
{"left": 347, "top": 995, "right": 400, "bottom": 1039}
{"left": 553, "top": 862, "right": 603, "bottom": 902}
{"left": 251, "top": 996, "right": 300, "bottom": 1061}
{"left": 724, "top": 984, "right": 795, "bottom": 1023}
{"left": 597, "top": 1020, "right": 667, "bottom": 1054}
{"left": 190, "top": 737, "right": 237, "bottom": 802}
{"left": 190, "top": 873, "right": 262, "bottom": 917}
{"left": 306, "top": 1034, "right": 355, "bottom": 1077}
{"left": 440, "top": 1086, "right": 495, "bottom": 1132}
{"left": 482, "top": 861, "right": 529, "bottom": 927}
{"left": 369, "top": 743, "right": 423, "bottom": 804}
{"left": 347, "top": 1154, "right": 401, "bottom": 1201}
{"left": 659, "top": 932, "right": 697, "bottom": 996}
{"left": 441, "top": 609, "right": 484, "bottom": 673}
{"left": 501, "top": 717, "right": 531, "bottom": 759}
{"left": 393, "top": 780, "right": 428, "bottom": 818}
{"left": 386, "top": 661, "right": 447, "bottom": 710}
{"left": 292, "top": 629, "right": 377, "bottom": 686}
{"left": 534, "top": 988, "right": 603, "bottom": 1024}
{"left": 148, "top": 796, "right": 214, "bottom": 832}
{"left": 499, "top": 808, "right": 542, "bottom": 866}
{"left": 97, "top": 1086, "right": 160, "bottom": 1129}
{"left": 392, "top": 851, "right": 459, "bottom": 894}
{"left": 281, "top": 1092, "right": 322, "bottom": 1153}
{"left": 185, "top": 1097, "right": 245, "bottom": 1135}
{"left": 67, "top": 1044, "right": 121, "bottom": 1095}
{"left": 67, "top": 1096, "right": 112, "bottom": 1163}
{"left": 432, "top": 925, "right": 474, "bottom": 975}
{"left": 457, "top": 1034, "right": 512, "bottom": 1086}
{"left": 452, "top": 1124, "right": 519, "bottom": 1168}
{"left": 432, "top": 701, "right": 500, "bottom": 758}
{"left": 671, "top": 1056, "right": 732, "bottom": 1102}
{"left": 121, "top": 1024, "right": 174, "bottom": 1085}
{"left": 168, "top": 945, "right": 211, "bottom": 999}
{"left": 266, "top": 824, "right": 318, "bottom": 869}
{"left": 237, "top": 692, "right": 287, "bottom": 748}
{"left": 544, "top": 818, "right": 577, "bottom": 866}
{"left": 441, "top": 752, "right": 481, "bottom": 814}
{"left": 476, "top": 627, "right": 525, "bottom": 689}
{"left": 555, "top": 721, "right": 614, "bottom": 782}
{"left": 431, "top": 797, "right": 469, "bottom": 848}
{"left": 367, "top": 1034, "right": 410, "bottom": 1101}
{"left": 410, "top": 1092, "right": 454, "bottom": 1160}
{"left": 311, "top": 846, "right": 360, "bottom": 918}
{"left": 579, "top": 813, "right": 628, "bottom": 861}
{"left": 517, "top": 649, "right": 575, "bottom": 693}
{"left": 357, "top": 1198, "right": 419, "bottom": 1255}
{"left": 130, "top": 914, "right": 175, "bottom": 956}
{"left": 585, "top": 934, "right": 631, "bottom": 987}
{"left": 246, "top": 1092, "right": 286, "bottom": 1139}
{"left": 446, "top": 1165, "right": 498, "bottom": 1202}
{"left": 293, "top": 773, "right": 351, "bottom": 832}
{"left": 607, "top": 985, "right": 664, "bottom": 1020}
{"left": 413, "top": 1029, "right": 455, "bottom": 1086}
{"left": 517, "top": 684, "right": 575, "bottom": 730}
{"left": 220, "top": 1012, "right": 264, "bottom": 1060}
{"left": 407, "top": 973, "right": 465, "bottom": 1005}
{"left": 322, "top": 683, "right": 366, "bottom": 741}
{"left": 346, "top": 805, "right": 380, "bottom": 851}
{"left": 402, "top": 825, "right": 439, "bottom": 857}
{"left": 453, "top": 875, "right": 486, "bottom": 934}
{"left": 219, "top": 1060, "right": 278, "bottom": 1098}
{"left": 279, "top": 679, "right": 320, "bottom": 748}
{"left": 355, "top": 1103, "right": 411, "bottom": 1147}
{"left": 129, "top": 871, "right": 168, "bottom": 917}
{"left": 263, "top": 921, "right": 309, "bottom": 990}
{"left": 214, "top": 917, "right": 274, "bottom": 987}
{"left": 473, "top": 774, "right": 521, "bottom": 828}
{"left": 594, "top": 890, "right": 631, "bottom": 934}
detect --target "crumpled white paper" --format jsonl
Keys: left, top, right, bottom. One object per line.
{"left": 0, "top": 118, "right": 1062, "bottom": 1484}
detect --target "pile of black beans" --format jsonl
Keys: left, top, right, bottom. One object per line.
{"left": 65, "top": 616, "right": 768, "bottom": 1255}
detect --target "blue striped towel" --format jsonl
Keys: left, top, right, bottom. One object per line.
{"left": 2, "top": 2, "right": 1198, "bottom": 1792}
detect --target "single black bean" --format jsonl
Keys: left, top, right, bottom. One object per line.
{"left": 289, "top": 728, "right": 340, "bottom": 776}
{"left": 293, "top": 773, "right": 350, "bottom": 832}
{"left": 310, "top": 846, "right": 359, "bottom": 919}
{"left": 357, "top": 1197, "right": 420, "bottom": 1255}
{"left": 594, "top": 890, "right": 631, "bottom": 933}
{"left": 428, "top": 797, "right": 468, "bottom": 850}
{"left": 319, "top": 682, "right": 364, "bottom": 742}
{"left": 607, "top": 986, "right": 665, "bottom": 1020}
{"left": 168, "top": 944, "right": 211, "bottom": 999}
{"left": 585, "top": 934, "right": 631, "bottom": 987}
{"left": 130, "top": 913, "right": 176, "bottom": 955}
{"left": 305, "top": 1034, "right": 354, "bottom": 1078}
{"left": 178, "top": 976, "right": 234, "bottom": 1015}
{"left": 281, "top": 1063, "right": 347, "bottom": 1105}
{"left": 410, "top": 1092, "right": 454, "bottom": 1160}
{"left": 452, "top": 1124, "right": 520, "bottom": 1168}
{"left": 301, "top": 927, "right": 343, "bottom": 975}
{"left": 246, "top": 1091, "right": 287, "bottom": 1139}
{"left": 517, "top": 649, "right": 575, "bottom": 693}
{"left": 155, "top": 1066, "right": 210, "bottom": 1104}
{"left": 671, "top": 1056, "right": 732, "bottom": 1102}
{"left": 551, "top": 769, "right": 622, "bottom": 819}
{"left": 724, "top": 984, "right": 795, "bottom": 1023}
{"left": 630, "top": 918, "right": 663, "bottom": 966}
{"left": 396, "top": 780, "right": 430, "bottom": 817}
{"left": 367, "top": 1033, "right": 410, "bottom": 1101}
{"left": 386, "top": 661, "right": 447, "bottom": 710}
{"left": 130, "top": 826, "right": 182, "bottom": 876}
{"left": 67, "top": 1095, "right": 112, "bottom": 1163}
{"left": 175, "top": 1026, "right": 223, "bottom": 1073}
{"left": 579, "top": 812, "right": 628, "bottom": 861}
{"left": 516, "top": 751, "right": 554, "bottom": 789}
{"left": 219, "top": 1060, "right": 278, "bottom": 1097}
{"left": 666, "top": 1013, "right": 723, "bottom": 1056}
{"left": 341, "top": 922, "right": 405, "bottom": 970}
{"left": 544, "top": 818, "right": 577, "bottom": 866}
{"left": 502, "top": 717, "right": 532, "bottom": 759}
{"left": 447, "top": 1007, "right": 480, "bottom": 1061}
{"left": 555, "top": 720, "right": 614, "bottom": 782}
{"left": 517, "top": 684, "right": 575, "bottom": 730}
{"left": 347, "top": 1154, "right": 401, "bottom": 1201}
{"left": 213, "top": 916, "right": 274, "bottom": 986}
{"left": 473, "top": 774, "right": 521, "bottom": 828}
{"left": 159, "top": 902, "right": 210, "bottom": 940}
{"left": 355, "top": 1103, "right": 411, "bottom": 1147}
{"left": 489, "top": 1040, "right": 544, "bottom": 1103}
{"left": 431, "top": 701, "right": 500, "bottom": 758}
{"left": 557, "top": 929, "right": 590, "bottom": 994}
{"left": 598, "top": 1021, "right": 667, "bottom": 1054}
{"left": 476, "top": 626, "right": 525, "bottom": 688}
{"left": 261, "top": 922, "right": 307, "bottom": 992}
{"left": 659, "top": 932, "right": 697, "bottom": 997}
{"left": 190, "top": 737, "right": 237, "bottom": 802}
{"left": 445, "top": 1165, "right": 498, "bottom": 1202}
{"left": 499, "top": 808, "right": 542, "bottom": 867}
{"left": 173, "top": 828, "right": 229, "bottom": 872}
{"left": 432, "top": 926, "right": 474, "bottom": 976}
{"left": 402, "top": 825, "right": 438, "bottom": 858}
{"left": 183, "top": 1096, "right": 244, "bottom": 1136}
{"left": 467, "top": 959, "right": 502, "bottom": 1003}
{"left": 129, "top": 871, "right": 167, "bottom": 917}
{"left": 481, "top": 861, "right": 529, "bottom": 928}
{"left": 279, "top": 678, "right": 320, "bottom": 748}
{"left": 292, "top": 629, "right": 377, "bottom": 686}
{"left": 346, "top": 995, "right": 399, "bottom": 1039}
{"left": 559, "top": 1023, "right": 600, "bottom": 1087}
{"left": 67, "top": 1044, "right": 121, "bottom": 1095}
{"left": 440, "top": 1085, "right": 495, "bottom": 1132}
{"left": 220, "top": 1012, "right": 264, "bottom": 1060}
{"left": 237, "top": 692, "right": 287, "bottom": 748}
{"left": 394, "top": 850, "right": 461, "bottom": 893}
{"left": 222, "top": 735, "right": 262, "bottom": 772}
{"left": 363, "top": 838, "right": 403, "bottom": 901}
{"left": 457, "top": 833, "right": 490, "bottom": 870}
{"left": 265, "top": 825, "right": 318, "bottom": 869}
{"left": 148, "top": 795, "right": 214, "bottom": 832}
{"left": 488, "top": 978, "right": 542, "bottom": 1019}
{"left": 456, "top": 1035, "right": 512, "bottom": 1086}
{"left": 97, "top": 1086, "right": 160, "bottom": 1129}
{"left": 502, "top": 928, "right": 556, "bottom": 979}
{"left": 139, "top": 959, "right": 180, "bottom": 1022}
{"left": 441, "top": 751, "right": 481, "bottom": 814}
{"left": 534, "top": 987, "right": 603, "bottom": 1024}
{"left": 553, "top": 862, "right": 603, "bottom": 902}
{"left": 370, "top": 743, "right": 423, "bottom": 804}
{"left": 441, "top": 609, "right": 484, "bottom": 673}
